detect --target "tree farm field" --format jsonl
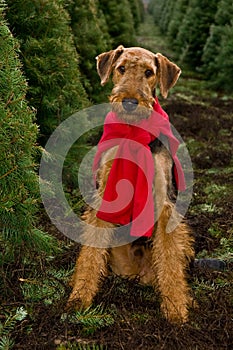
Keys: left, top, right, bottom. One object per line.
{"left": 1, "top": 9, "right": 232, "bottom": 350}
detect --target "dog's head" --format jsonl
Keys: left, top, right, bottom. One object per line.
{"left": 96, "top": 45, "right": 181, "bottom": 122}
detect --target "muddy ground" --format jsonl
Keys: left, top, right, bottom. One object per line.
{"left": 4, "top": 14, "right": 233, "bottom": 350}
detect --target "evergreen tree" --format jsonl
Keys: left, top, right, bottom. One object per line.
{"left": 138, "top": 0, "right": 145, "bottom": 24}
{"left": 99, "top": 0, "right": 137, "bottom": 47}
{"left": 212, "top": 21, "right": 233, "bottom": 92}
{"left": 175, "top": 0, "right": 218, "bottom": 68}
{"left": 129, "top": 0, "right": 145, "bottom": 32}
{"left": 148, "top": 0, "right": 164, "bottom": 27}
{"left": 65, "top": 0, "right": 112, "bottom": 103}
{"left": 202, "top": 0, "right": 233, "bottom": 86}
{"left": 6, "top": 0, "right": 90, "bottom": 143}
{"left": 158, "top": 0, "right": 176, "bottom": 34}
{"left": 167, "top": 0, "right": 189, "bottom": 41}
{"left": 0, "top": 2, "right": 55, "bottom": 268}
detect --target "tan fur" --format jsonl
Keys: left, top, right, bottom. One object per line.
{"left": 67, "top": 46, "right": 194, "bottom": 323}
{"left": 110, "top": 241, "right": 154, "bottom": 285}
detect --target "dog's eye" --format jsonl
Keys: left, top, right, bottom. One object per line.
{"left": 118, "top": 66, "right": 125, "bottom": 74}
{"left": 145, "top": 69, "right": 154, "bottom": 78}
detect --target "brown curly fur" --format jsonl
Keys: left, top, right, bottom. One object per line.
{"left": 67, "top": 46, "right": 194, "bottom": 323}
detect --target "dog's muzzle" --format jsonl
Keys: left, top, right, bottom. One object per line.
{"left": 122, "top": 98, "right": 138, "bottom": 112}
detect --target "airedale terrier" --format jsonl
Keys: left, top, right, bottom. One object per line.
{"left": 68, "top": 46, "right": 194, "bottom": 323}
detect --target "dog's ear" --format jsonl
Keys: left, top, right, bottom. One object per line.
{"left": 96, "top": 45, "right": 124, "bottom": 86}
{"left": 155, "top": 53, "right": 181, "bottom": 98}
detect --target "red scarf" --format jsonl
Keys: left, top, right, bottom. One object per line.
{"left": 93, "top": 98, "right": 185, "bottom": 237}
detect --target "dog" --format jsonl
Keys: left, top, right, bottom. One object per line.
{"left": 67, "top": 46, "right": 194, "bottom": 323}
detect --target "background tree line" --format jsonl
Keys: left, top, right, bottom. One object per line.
{"left": 148, "top": 0, "right": 233, "bottom": 92}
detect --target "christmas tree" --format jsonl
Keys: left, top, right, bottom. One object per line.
{"left": 99, "top": 0, "right": 137, "bottom": 47}
{"left": 6, "top": 0, "right": 90, "bottom": 143}
{"left": 66, "top": 0, "right": 112, "bottom": 103}
{"left": 0, "top": 2, "right": 55, "bottom": 268}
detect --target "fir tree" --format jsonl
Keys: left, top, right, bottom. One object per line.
{"left": 148, "top": 0, "right": 164, "bottom": 26}
{"left": 212, "top": 21, "right": 233, "bottom": 92}
{"left": 167, "top": 0, "right": 189, "bottom": 41}
{"left": 175, "top": 0, "right": 218, "bottom": 68}
{"left": 129, "top": 0, "right": 145, "bottom": 32}
{"left": 65, "top": 0, "right": 112, "bottom": 103}
{"left": 0, "top": 2, "right": 55, "bottom": 268}
{"left": 138, "top": 0, "right": 145, "bottom": 24}
{"left": 6, "top": 0, "right": 90, "bottom": 143}
{"left": 202, "top": 0, "right": 233, "bottom": 86}
{"left": 158, "top": 0, "right": 175, "bottom": 34}
{"left": 99, "top": 0, "right": 137, "bottom": 47}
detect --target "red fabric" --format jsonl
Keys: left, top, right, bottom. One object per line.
{"left": 93, "top": 98, "right": 186, "bottom": 237}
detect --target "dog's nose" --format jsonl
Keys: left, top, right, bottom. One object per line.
{"left": 122, "top": 98, "right": 138, "bottom": 112}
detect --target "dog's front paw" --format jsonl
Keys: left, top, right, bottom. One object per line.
{"left": 67, "top": 288, "right": 93, "bottom": 311}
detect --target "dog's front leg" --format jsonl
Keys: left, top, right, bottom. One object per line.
{"left": 67, "top": 242, "right": 109, "bottom": 310}
{"left": 152, "top": 202, "right": 194, "bottom": 323}
{"left": 67, "top": 150, "right": 116, "bottom": 310}
{"left": 67, "top": 211, "right": 115, "bottom": 310}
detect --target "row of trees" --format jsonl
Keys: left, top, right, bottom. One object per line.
{"left": 0, "top": 1, "right": 59, "bottom": 287}
{"left": 148, "top": 0, "right": 233, "bottom": 92}
{"left": 0, "top": 0, "right": 144, "bottom": 291}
